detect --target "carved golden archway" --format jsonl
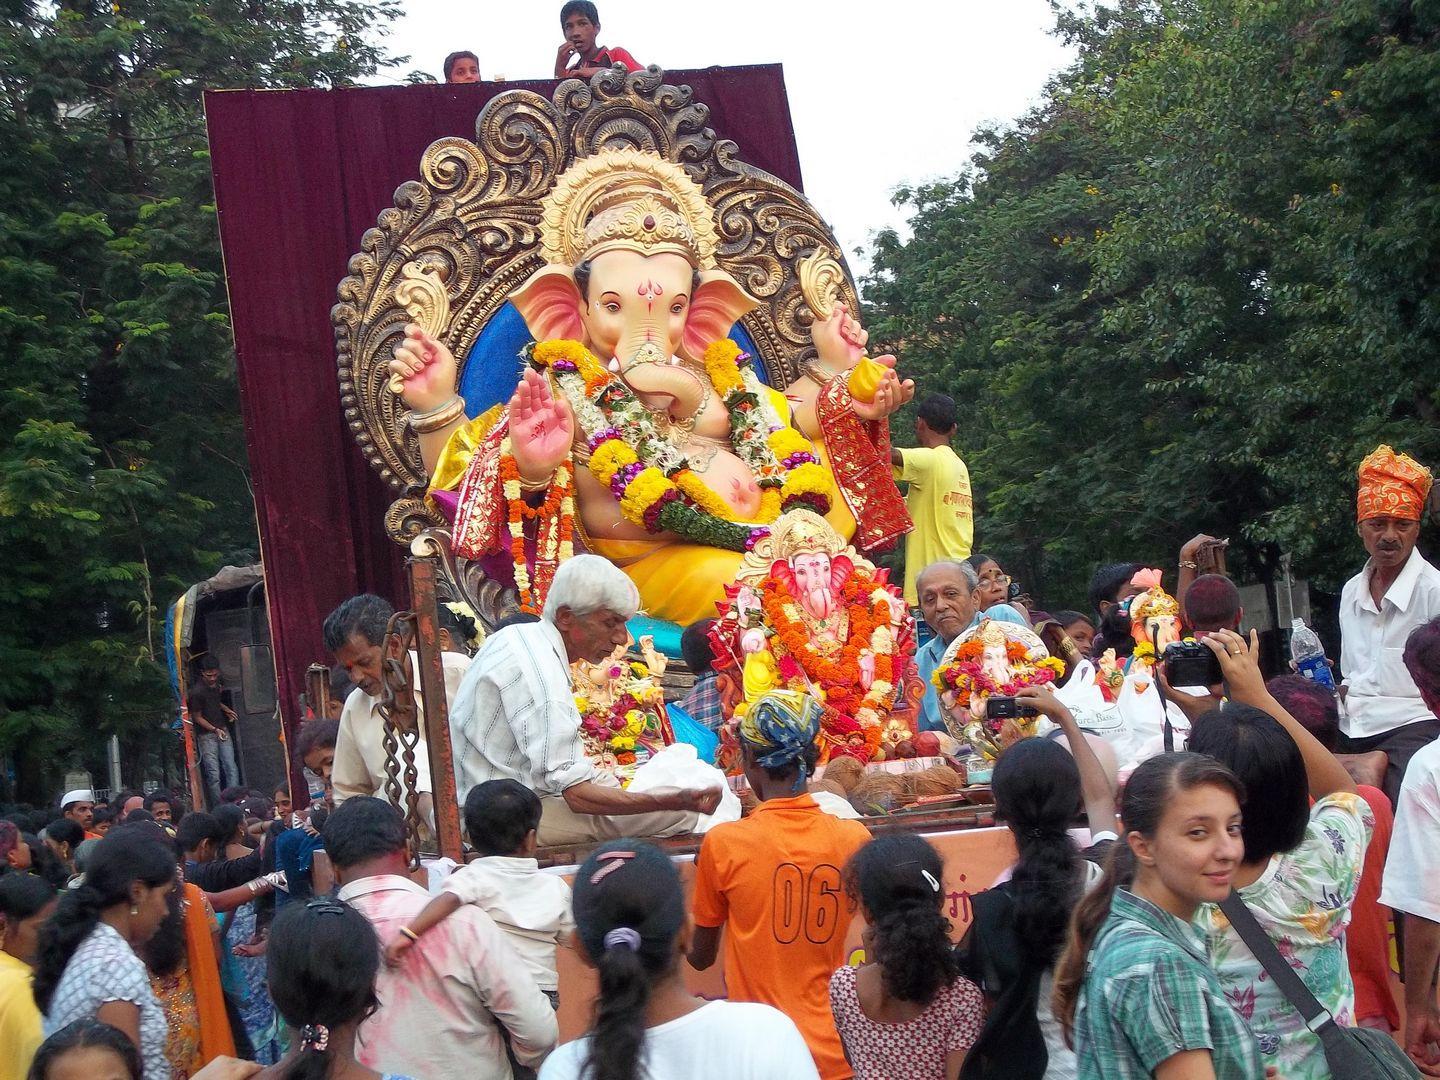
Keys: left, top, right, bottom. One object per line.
{"left": 332, "top": 66, "right": 861, "bottom": 547}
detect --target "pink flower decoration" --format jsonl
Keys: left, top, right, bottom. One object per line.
{"left": 1130, "top": 567, "right": 1165, "bottom": 590}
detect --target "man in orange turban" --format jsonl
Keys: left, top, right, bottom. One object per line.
{"left": 1337, "top": 444, "right": 1439, "bottom": 802}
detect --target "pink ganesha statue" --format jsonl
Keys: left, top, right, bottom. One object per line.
{"left": 386, "top": 149, "right": 914, "bottom": 622}
{"left": 707, "top": 510, "right": 919, "bottom": 768}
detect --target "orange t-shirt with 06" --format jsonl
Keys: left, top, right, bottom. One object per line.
{"left": 691, "top": 793, "right": 871, "bottom": 1080}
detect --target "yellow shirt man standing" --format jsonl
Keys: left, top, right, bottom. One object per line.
{"left": 891, "top": 393, "right": 974, "bottom": 604}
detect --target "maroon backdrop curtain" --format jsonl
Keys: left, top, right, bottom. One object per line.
{"left": 204, "top": 65, "right": 804, "bottom": 760}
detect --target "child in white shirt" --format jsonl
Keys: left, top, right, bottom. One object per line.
{"left": 386, "top": 779, "right": 573, "bottom": 1002}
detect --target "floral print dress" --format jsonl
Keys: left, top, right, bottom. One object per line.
{"left": 1193, "top": 791, "right": 1374, "bottom": 1080}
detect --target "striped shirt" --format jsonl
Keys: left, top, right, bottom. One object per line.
{"left": 449, "top": 620, "right": 597, "bottom": 799}
{"left": 1075, "top": 890, "right": 1263, "bottom": 1080}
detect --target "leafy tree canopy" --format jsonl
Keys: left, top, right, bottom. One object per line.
{"left": 0, "top": 0, "right": 401, "bottom": 802}
{"left": 868, "top": 0, "right": 1439, "bottom": 613}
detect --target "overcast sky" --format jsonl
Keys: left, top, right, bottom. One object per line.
{"left": 375, "top": 1, "right": 1074, "bottom": 274}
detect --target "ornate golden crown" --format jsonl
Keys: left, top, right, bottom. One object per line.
{"left": 768, "top": 508, "right": 847, "bottom": 560}
{"left": 1131, "top": 587, "right": 1180, "bottom": 621}
{"left": 539, "top": 149, "right": 720, "bottom": 268}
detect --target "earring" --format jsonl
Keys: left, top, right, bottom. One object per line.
{"left": 129, "top": 904, "right": 139, "bottom": 916}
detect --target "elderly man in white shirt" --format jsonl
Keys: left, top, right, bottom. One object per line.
{"left": 327, "top": 796, "right": 558, "bottom": 1079}
{"left": 451, "top": 554, "right": 722, "bottom": 846}
{"left": 1337, "top": 445, "right": 1440, "bottom": 803}
{"left": 1379, "top": 615, "right": 1440, "bottom": 1076}
{"left": 323, "top": 593, "right": 471, "bottom": 812}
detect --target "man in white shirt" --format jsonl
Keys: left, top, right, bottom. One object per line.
{"left": 323, "top": 593, "right": 470, "bottom": 810}
{"left": 327, "top": 796, "right": 558, "bottom": 1078}
{"left": 1337, "top": 445, "right": 1440, "bottom": 803}
{"left": 450, "top": 554, "right": 722, "bottom": 846}
{"left": 1378, "top": 615, "right": 1440, "bottom": 1076}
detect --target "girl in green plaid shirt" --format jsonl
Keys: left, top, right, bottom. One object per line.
{"left": 1053, "top": 753, "right": 1268, "bottom": 1079}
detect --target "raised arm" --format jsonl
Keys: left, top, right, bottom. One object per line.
{"left": 1204, "top": 628, "right": 1355, "bottom": 798}
{"left": 1016, "top": 686, "right": 1118, "bottom": 837}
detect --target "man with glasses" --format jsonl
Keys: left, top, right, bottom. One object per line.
{"left": 1338, "top": 445, "right": 1440, "bottom": 803}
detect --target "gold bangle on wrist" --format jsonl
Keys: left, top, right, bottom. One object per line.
{"left": 517, "top": 472, "right": 554, "bottom": 493}
{"left": 399, "top": 926, "right": 420, "bottom": 942}
{"left": 408, "top": 396, "right": 466, "bottom": 434}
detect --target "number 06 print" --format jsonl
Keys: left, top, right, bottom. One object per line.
{"left": 771, "top": 862, "right": 844, "bottom": 945}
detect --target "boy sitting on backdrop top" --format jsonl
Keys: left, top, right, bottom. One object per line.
{"left": 554, "top": 1, "right": 643, "bottom": 79}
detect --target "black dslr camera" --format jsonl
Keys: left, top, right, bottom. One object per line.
{"left": 986, "top": 696, "right": 1039, "bottom": 720}
{"left": 1163, "top": 640, "right": 1223, "bottom": 687}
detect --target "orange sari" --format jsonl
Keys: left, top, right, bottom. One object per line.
{"left": 182, "top": 882, "right": 236, "bottom": 1065}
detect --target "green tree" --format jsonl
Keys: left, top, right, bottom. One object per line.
{"left": 0, "top": 0, "right": 401, "bottom": 803}
{"left": 869, "top": 0, "right": 1439, "bottom": 613}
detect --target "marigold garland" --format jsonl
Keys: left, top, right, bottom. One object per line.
{"left": 932, "top": 638, "right": 1066, "bottom": 702}
{"left": 500, "top": 435, "right": 574, "bottom": 613}
{"left": 527, "top": 338, "right": 831, "bottom": 553}
{"left": 759, "top": 575, "right": 897, "bottom": 724}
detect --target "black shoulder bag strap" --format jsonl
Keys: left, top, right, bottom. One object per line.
{"left": 1217, "top": 891, "right": 1330, "bottom": 1027}
{"left": 1152, "top": 672, "right": 1176, "bottom": 752}
{"left": 1218, "top": 890, "right": 1421, "bottom": 1079}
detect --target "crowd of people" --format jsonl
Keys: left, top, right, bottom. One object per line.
{"left": 4, "top": 403, "right": 1439, "bottom": 1080}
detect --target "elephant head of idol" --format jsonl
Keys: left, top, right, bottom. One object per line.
{"left": 510, "top": 150, "right": 758, "bottom": 418}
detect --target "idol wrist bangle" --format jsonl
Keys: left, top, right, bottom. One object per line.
{"left": 408, "top": 396, "right": 466, "bottom": 433}
{"left": 518, "top": 472, "right": 554, "bottom": 492}
{"left": 399, "top": 926, "right": 420, "bottom": 942}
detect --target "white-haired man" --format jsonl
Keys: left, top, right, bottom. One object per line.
{"left": 450, "top": 554, "right": 723, "bottom": 845}
{"left": 914, "top": 559, "right": 981, "bottom": 732}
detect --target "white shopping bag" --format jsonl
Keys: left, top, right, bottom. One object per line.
{"left": 626, "top": 743, "right": 741, "bottom": 833}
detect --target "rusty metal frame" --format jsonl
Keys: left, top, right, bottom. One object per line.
{"left": 378, "top": 545, "right": 465, "bottom": 866}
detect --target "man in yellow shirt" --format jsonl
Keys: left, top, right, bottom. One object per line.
{"left": 890, "top": 393, "right": 974, "bottom": 604}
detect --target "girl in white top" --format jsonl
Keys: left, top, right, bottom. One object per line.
{"left": 33, "top": 824, "right": 177, "bottom": 1080}
{"left": 539, "top": 840, "right": 818, "bottom": 1080}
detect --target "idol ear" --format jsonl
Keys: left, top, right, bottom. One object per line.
{"left": 679, "top": 269, "right": 759, "bottom": 361}
{"left": 510, "top": 265, "right": 586, "bottom": 343}
{"left": 831, "top": 555, "right": 854, "bottom": 592}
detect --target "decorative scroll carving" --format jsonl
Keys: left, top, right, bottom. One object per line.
{"left": 334, "top": 66, "right": 860, "bottom": 542}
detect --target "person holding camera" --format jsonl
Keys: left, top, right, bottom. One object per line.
{"left": 1153, "top": 573, "right": 1246, "bottom": 749}
{"left": 1188, "top": 628, "right": 1373, "bottom": 1080}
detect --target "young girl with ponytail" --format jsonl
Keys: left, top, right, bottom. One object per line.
{"left": 255, "top": 897, "right": 409, "bottom": 1080}
{"left": 33, "top": 824, "right": 177, "bottom": 1080}
{"left": 830, "top": 833, "right": 983, "bottom": 1079}
{"left": 1052, "top": 752, "right": 1265, "bottom": 1080}
{"left": 539, "top": 840, "right": 818, "bottom": 1080}
{"left": 953, "top": 687, "right": 1118, "bottom": 1080}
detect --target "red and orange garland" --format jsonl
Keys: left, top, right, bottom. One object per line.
{"left": 500, "top": 435, "right": 575, "bottom": 614}
{"left": 758, "top": 573, "right": 899, "bottom": 757}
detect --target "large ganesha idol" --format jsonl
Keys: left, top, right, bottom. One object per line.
{"left": 707, "top": 509, "right": 920, "bottom": 768}
{"left": 387, "top": 149, "right": 914, "bottom": 622}
{"left": 933, "top": 619, "right": 1065, "bottom": 760}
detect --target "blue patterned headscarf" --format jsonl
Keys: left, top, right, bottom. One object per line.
{"left": 739, "top": 690, "right": 823, "bottom": 793}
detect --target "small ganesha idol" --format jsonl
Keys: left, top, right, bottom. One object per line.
{"left": 570, "top": 634, "right": 674, "bottom": 785}
{"left": 933, "top": 619, "right": 1065, "bottom": 760}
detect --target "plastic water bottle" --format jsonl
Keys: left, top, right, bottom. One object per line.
{"left": 1290, "top": 618, "right": 1337, "bottom": 692}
